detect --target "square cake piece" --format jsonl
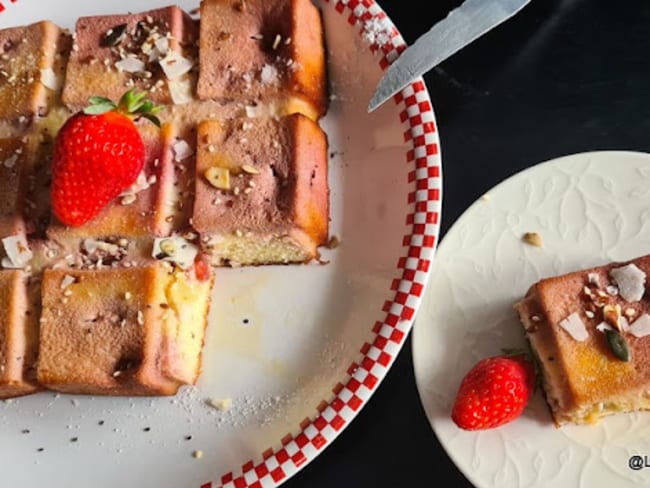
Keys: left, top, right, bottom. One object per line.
{"left": 0, "top": 21, "right": 71, "bottom": 121}
{"left": 0, "top": 137, "right": 28, "bottom": 239}
{"left": 193, "top": 113, "right": 329, "bottom": 266}
{"left": 47, "top": 122, "right": 177, "bottom": 243}
{"left": 37, "top": 261, "right": 213, "bottom": 396}
{"left": 62, "top": 6, "right": 198, "bottom": 109}
{"left": 515, "top": 254, "right": 650, "bottom": 426}
{"left": 0, "top": 270, "right": 40, "bottom": 399}
{"left": 197, "top": 0, "right": 327, "bottom": 120}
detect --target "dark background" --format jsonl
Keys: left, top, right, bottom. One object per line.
{"left": 286, "top": 0, "right": 650, "bottom": 487}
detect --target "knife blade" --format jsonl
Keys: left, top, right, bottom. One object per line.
{"left": 368, "top": 0, "right": 531, "bottom": 112}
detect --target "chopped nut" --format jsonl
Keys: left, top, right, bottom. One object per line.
{"left": 206, "top": 397, "right": 232, "bottom": 412}
{"left": 121, "top": 194, "right": 137, "bottom": 205}
{"left": 241, "top": 164, "right": 259, "bottom": 175}
{"left": 585, "top": 310, "right": 595, "bottom": 319}
{"left": 522, "top": 232, "right": 543, "bottom": 247}
{"left": 159, "top": 238, "right": 177, "bottom": 257}
{"left": 205, "top": 167, "right": 231, "bottom": 190}
{"left": 603, "top": 303, "right": 622, "bottom": 331}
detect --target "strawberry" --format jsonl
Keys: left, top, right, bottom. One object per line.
{"left": 51, "top": 89, "right": 161, "bottom": 227}
{"left": 451, "top": 353, "right": 536, "bottom": 430}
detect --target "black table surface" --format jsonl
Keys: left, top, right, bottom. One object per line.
{"left": 286, "top": 0, "right": 650, "bottom": 487}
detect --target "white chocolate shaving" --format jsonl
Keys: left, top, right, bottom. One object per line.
{"left": 559, "top": 312, "right": 589, "bottom": 342}
{"left": 610, "top": 263, "right": 646, "bottom": 302}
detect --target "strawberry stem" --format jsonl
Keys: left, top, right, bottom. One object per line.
{"left": 83, "top": 88, "right": 162, "bottom": 127}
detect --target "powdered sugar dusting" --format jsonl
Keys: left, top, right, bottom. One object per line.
{"left": 362, "top": 16, "right": 393, "bottom": 47}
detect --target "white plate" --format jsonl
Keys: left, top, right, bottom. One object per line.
{"left": 0, "top": 1, "right": 442, "bottom": 487}
{"left": 414, "top": 151, "right": 650, "bottom": 488}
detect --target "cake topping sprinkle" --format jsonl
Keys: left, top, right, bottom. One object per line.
{"left": 558, "top": 312, "right": 589, "bottom": 342}
{"left": 629, "top": 313, "right": 650, "bottom": 338}
{"left": 152, "top": 236, "right": 198, "bottom": 269}
{"left": 610, "top": 264, "right": 646, "bottom": 302}
{"left": 1, "top": 235, "right": 33, "bottom": 269}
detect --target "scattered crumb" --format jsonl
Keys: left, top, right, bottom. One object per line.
{"left": 327, "top": 235, "right": 341, "bottom": 249}
{"left": 480, "top": 193, "right": 491, "bottom": 201}
{"left": 206, "top": 397, "right": 232, "bottom": 412}
{"left": 193, "top": 450, "right": 203, "bottom": 459}
{"left": 522, "top": 232, "right": 543, "bottom": 247}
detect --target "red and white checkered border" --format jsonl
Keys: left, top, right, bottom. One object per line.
{"left": 0, "top": 0, "right": 18, "bottom": 14}
{"left": 0, "top": 0, "right": 440, "bottom": 484}
{"left": 202, "top": 1, "right": 443, "bottom": 487}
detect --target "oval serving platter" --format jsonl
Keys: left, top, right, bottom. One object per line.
{"left": 0, "top": 1, "right": 442, "bottom": 487}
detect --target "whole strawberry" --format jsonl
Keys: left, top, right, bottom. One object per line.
{"left": 51, "top": 89, "right": 161, "bottom": 227}
{"left": 451, "top": 354, "right": 535, "bottom": 430}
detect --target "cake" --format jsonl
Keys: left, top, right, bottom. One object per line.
{"left": 515, "top": 254, "right": 650, "bottom": 426}
{"left": 193, "top": 113, "right": 329, "bottom": 265}
{"left": 37, "top": 261, "right": 212, "bottom": 396}
{"left": 0, "top": 0, "right": 331, "bottom": 399}
{"left": 0, "top": 270, "right": 40, "bottom": 398}
{"left": 0, "top": 21, "right": 71, "bottom": 122}
{"left": 47, "top": 122, "right": 177, "bottom": 243}
{"left": 196, "top": 0, "right": 327, "bottom": 121}
{"left": 61, "top": 6, "right": 198, "bottom": 109}
{"left": 0, "top": 137, "right": 29, "bottom": 239}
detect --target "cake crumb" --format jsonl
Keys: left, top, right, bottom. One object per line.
{"left": 522, "top": 232, "right": 543, "bottom": 247}
{"left": 206, "top": 397, "right": 232, "bottom": 412}
{"left": 193, "top": 450, "right": 203, "bottom": 459}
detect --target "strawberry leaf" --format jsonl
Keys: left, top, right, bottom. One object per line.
{"left": 140, "top": 113, "right": 161, "bottom": 128}
{"left": 88, "top": 96, "right": 116, "bottom": 107}
{"left": 84, "top": 103, "right": 117, "bottom": 115}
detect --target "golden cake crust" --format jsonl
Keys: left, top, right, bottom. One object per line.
{"left": 516, "top": 255, "right": 650, "bottom": 425}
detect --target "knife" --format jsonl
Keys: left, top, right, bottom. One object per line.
{"left": 368, "top": 0, "right": 531, "bottom": 113}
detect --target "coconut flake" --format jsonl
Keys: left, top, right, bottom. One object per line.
{"left": 1, "top": 235, "right": 32, "bottom": 269}
{"left": 168, "top": 79, "right": 193, "bottom": 105}
{"left": 120, "top": 171, "right": 153, "bottom": 199}
{"left": 172, "top": 139, "right": 193, "bottom": 162}
{"left": 587, "top": 272, "right": 601, "bottom": 287}
{"left": 40, "top": 67, "right": 60, "bottom": 90}
{"left": 82, "top": 239, "right": 119, "bottom": 256}
{"left": 115, "top": 56, "right": 146, "bottom": 73}
{"left": 620, "top": 315, "right": 631, "bottom": 332}
{"left": 244, "top": 104, "right": 264, "bottom": 118}
{"left": 260, "top": 64, "right": 279, "bottom": 85}
{"left": 3, "top": 153, "right": 18, "bottom": 168}
{"left": 60, "top": 275, "right": 76, "bottom": 290}
{"left": 159, "top": 51, "right": 194, "bottom": 80}
{"left": 596, "top": 321, "right": 613, "bottom": 333}
{"left": 610, "top": 263, "right": 646, "bottom": 302}
{"left": 559, "top": 312, "right": 589, "bottom": 341}
{"left": 630, "top": 314, "right": 650, "bottom": 338}
{"left": 152, "top": 236, "right": 198, "bottom": 269}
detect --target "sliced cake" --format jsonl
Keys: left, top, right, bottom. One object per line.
{"left": 37, "top": 260, "right": 213, "bottom": 396}
{"left": 0, "top": 137, "right": 28, "bottom": 239}
{"left": 193, "top": 113, "right": 329, "bottom": 266}
{"left": 197, "top": 0, "right": 327, "bottom": 120}
{"left": 0, "top": 21, "right": 71, "bottom": 122}
{"left": 515, "top": 254, "right": 650, "bottom": 426}
{"left": 62, "top": 6, "right": 198, "bottom": 109}
{"left": 0, "top": 270, "right": 40, "bottom": 398}
{"left": 47, "top": 122, "right": 176, "bottom": 243}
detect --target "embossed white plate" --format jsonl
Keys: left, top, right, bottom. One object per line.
{"left": 414, "top": 151, "right": 650, "bottom": 488}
